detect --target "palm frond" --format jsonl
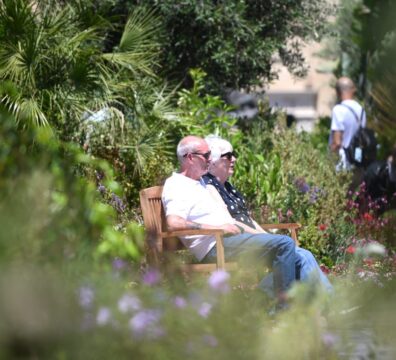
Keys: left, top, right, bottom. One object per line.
{"left": 119, "top": 7, "right": 161, "bottom": 52}
{"left": 121, "top": 130, "right": 173, "bottom": 176}
{"left": 102, "top": 52, "right": 158, "bottom": 77}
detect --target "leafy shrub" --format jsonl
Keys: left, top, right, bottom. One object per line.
{"left": 0, "top": 110, "right": 143, "bottom": 266}
{"left": 268, "top": 130, "right": 353, "bottom": 264}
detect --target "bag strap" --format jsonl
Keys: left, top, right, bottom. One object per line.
{"left": 341, "top": 103, "right": 365, "bottom": 127}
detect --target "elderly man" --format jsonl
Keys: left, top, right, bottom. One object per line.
{"left": 330, "top": 77, "right": 366, "bottom": 171}
{"left": 162, "top": 135, "right": 297, "bottom": 306}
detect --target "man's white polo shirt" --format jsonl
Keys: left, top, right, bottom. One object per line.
{"left": 162, "top": 172, "right": 233, "bottom": 261}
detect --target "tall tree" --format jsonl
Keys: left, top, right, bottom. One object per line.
{"left": 107, "top": 0, "right": 332, "bottom": 94}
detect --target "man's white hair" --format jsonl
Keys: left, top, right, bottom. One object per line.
{"left": 176, "top": 137, "right": 201, "bottom": 163}
{"left": 205, "top": 135, "right": 233, "bottom": 162}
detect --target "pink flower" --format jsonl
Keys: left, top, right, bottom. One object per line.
{"left": 363, "top": 212, "right": 374, "bottom": 222}
{"left": 318, "top": 224, "right": 327, "bottom": 231}
{"left": 320, "top": 264, "right": 330, "bottom": 274}
{"left": 346, "top": 246, "right": 356, "bottom": 254}
{"left": 363, "top": 258, "right": 374, "bottom": 267}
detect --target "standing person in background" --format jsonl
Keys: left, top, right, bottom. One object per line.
{"left": 330, "top": 77, "right": 366, "bottom": 172}
{"left": 203, "top": 135, "right": 332, "bottom": 296}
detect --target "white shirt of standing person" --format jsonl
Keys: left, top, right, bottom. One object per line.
{"left": 331, "top": 99, "right": 366, "bottom": 171}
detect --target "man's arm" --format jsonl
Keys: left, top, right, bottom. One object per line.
{"left": 331, "top": 130, "right": 343, "bottom": 152}
{"left": 166, "top": 215, "right": 241, "bottom": 235}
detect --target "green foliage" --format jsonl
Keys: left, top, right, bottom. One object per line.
{"left": 233, "top": 151, "right": 283, "bottom": 215}
{"left": 268, "top": 130, "right": 353, "bottom": 264}
{"left": 176, "top": 69, "right": 237, "bottom": 137}
{"left": 116, "top": 0, "right": 332, "bottom": 93}
{"left": 0, "top": 261, "right": 395, "bottom": 358}
{"left": 0, "top": 110, "right": 142, "bottom": 266}
{"left": 0, "top": 0, "right": 162, "bottom": 133}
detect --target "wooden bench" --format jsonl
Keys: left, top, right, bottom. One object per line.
{"left": 139, "top": 185, "right": 301, "bottom": 272}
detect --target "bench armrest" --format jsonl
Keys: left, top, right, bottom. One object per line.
{"left": 260, "top": 223, "right": 301, "bottom": 244}
{"left": 260, "top": 223, "right": 301, "bottom": 230}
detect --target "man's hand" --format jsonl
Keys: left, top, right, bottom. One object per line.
{"left": 218, "top": 223, "right": 242, "bottom": 235}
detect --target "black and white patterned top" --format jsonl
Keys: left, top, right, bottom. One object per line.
{"left": 202, "top": 173, "right": 256, "bottom": 229}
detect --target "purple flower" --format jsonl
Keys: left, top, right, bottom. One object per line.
{"left": 309, "top": 193, "right": 318, "bottom": 204}
{"left": 129, "top": 309, "right": 164, "bottom": 339}
{"left": 173, "top": 296, "right": 187, "bottom": 309}
{"left": 112, "top": 258, "right": 127, "bottom": 271}
{"left": 111, "top": 193, "right": 126, "bottom": 213}
{"left": 202, "top": 334, "right": 218, "bottom": 347}
{"left": 96, "top": 307, "right": 112, "bottom": 326}
{"left": 322, "top": 332, "right": 338, "bottom": 348}
{"left": 208, "top": 270, "right": 230, "bottom": 294}
{"left": 142, "top": 268, "right": 162, "bottom": 286}
{"left": 78, "top": 286, "right": 94, "bottom": 309}
{"left": 294, "top": 177, "right": 310, "bottom": 193}
{"left": 97, "top": 184, "right": 106, "bottom": 195}
{"left": 118, "top": 293, "right": 141, "bottom": 313}
{"left": 198, "top": 302, "right": 212, "bottom": 318}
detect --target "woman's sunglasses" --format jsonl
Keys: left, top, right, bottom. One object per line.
{"left": 221, "top": 151, "right": 237, "bottom": 160}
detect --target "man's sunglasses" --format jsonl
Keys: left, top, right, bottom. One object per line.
{"left": 183, "top": 151, "right": 211, "bottom": 160}
{"left": 221, "top": 151, "right": 237, "bottom": 160}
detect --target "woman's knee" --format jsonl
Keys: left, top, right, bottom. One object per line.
{"left": 276, "top": 235, "right": 295, "bottom": 251}
{"left": 297, "top": 247, "right": 316, "bottom": 261}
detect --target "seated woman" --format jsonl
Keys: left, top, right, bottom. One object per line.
{"left": 203, "top": 135, "right": 332, "bottom": 296}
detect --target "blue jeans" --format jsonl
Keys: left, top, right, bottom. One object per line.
{"left": 259, "top": 247, "right": 333, "bottom": 297}
{"left": 202, "top": 233, "right": 296, "bottom": 296}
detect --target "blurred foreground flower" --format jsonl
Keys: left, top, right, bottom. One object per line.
{"left": 173, "top": 296, "right": 187, "bottom": 309}
{"left": 129, "top": 309, "right": 164, "bottom": 339}
{"left": 118, "top": 293, "right": 141, "bottom": 313}
{"left": 78, "top": 286, "right": 95, "bottom": 309}
{"left": 322, "top": 332, "right": 339, "bottom": 348}
{"left": 208, "top": 270, "right": 230, "bottom": 294}
{"left": 203, "top": 334, "right": 218, "bottom": 347}
{"left": 198, "top": 302, "right": 212, "bottom": 318}
{"left": 96, "top": 307, "right": 113, "bottom": 326}
{"left": 142, "top": 268, "right": 162, "bottom": 286}
{"left": 112, "top": 257, "right": 128, "bottom": 271}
